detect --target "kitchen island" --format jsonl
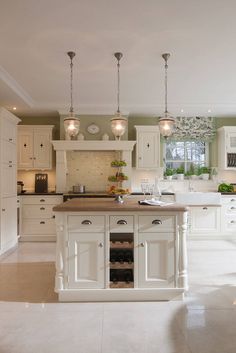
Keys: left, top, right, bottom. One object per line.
{"left": 53, "top": 198, "right": 188, "bottom": 301}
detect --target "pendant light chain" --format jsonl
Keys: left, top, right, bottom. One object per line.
{"left": 117, "top": 59, "right": 120, "bottom": 114}
{"left": 165, "top": 59, "right": 168, "bottom": 114}
{"left": 67, "top": 51, "right": 76, "bottom": 114}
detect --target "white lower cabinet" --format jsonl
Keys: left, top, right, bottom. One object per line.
{"left": 68, "top": 232, "right": 105, "bottom": 289}
{"left": 221, "top": 195, "right": 236, "bottom": 235}
{"left": 57, "top": 210, "right": 188, "bottom": 301}
{"left": 138, "top": 232, "right": 175, "bottom": 288}
{"left": 20, "top": 195, "right": 63, "bottom": 241}
{"left": 188, "top": 206, "right": 221, "bottom": 237}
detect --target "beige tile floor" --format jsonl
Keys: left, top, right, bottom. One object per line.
{"left": 0, "top": 240, "right": 236, "bottom": 353}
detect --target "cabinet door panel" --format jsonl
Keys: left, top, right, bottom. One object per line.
{"left": 68, "top": 233, "right": 105, "bottom": 289}
{"left": 1, "top": 118, "right": 17, "bottom": 144}
{"left": 189, "top": 207, "right": 220, "bottom": 234}
{"left": 1, "top": 164, "right": 17, "bottom": 197}
{"left": 34, "top": 130, "right": 51, "bottom": 169}
{"left": 1, "top": 197, "right": 17, "bottom": 250}
{"left": 137, "top": 132, "right": 159, "bottom": 169}
{"left": 138, "top": 233, "right": 175, "bottom": 288}
{"left": 1, "top": 140, "right": 16, "bottom": 164}
{"left": 17, "top": 130, "right": 34, "bottom": 169}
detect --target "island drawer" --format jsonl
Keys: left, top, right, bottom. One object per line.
{"left": 138, "top": 215, "right": 175, "bottom": 233}
{"left": 109, "top": 215, "right": 134, "bottom": 233}
{"left": 67, "top": 215, "right": 105, "bottom": 232}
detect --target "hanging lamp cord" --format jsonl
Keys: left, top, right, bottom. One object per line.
{"left": 69, "top": 55, "right": 74, "bottom": 114}
{"left": 164, "top": 59, "right": 168, "bottom": 114}
{"left": 117, "top": 59, "right": 120, "bottom": 114}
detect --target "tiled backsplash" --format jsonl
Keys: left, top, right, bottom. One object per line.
{"left": 66, "top": 151, "right": 119, "bottom": 192}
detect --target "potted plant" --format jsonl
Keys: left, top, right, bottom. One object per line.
{"left": 185, "top": 163, "right": 198, "bottom": 180}
{"left": 198, "top": 166, "right": 210, "bottom": 180}
{"left": 164, "top": 168, "right": 175, "bottom": 181}
{"left": 176, "top": 165, "right": 185, "bottom": 180}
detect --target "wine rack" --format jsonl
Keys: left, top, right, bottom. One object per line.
{"left": 109, "top": 233, "right": 134, "bottom": 288}
{"left": 227, "top": 153, "right": 236, "bottom": 167}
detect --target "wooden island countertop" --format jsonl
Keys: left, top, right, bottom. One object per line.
{"left": 53, "top": 197, "right": 188, "bottom": 212}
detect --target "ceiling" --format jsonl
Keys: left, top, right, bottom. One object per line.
{"left": 1, "top": 0, "right": 236, "bottom": 118}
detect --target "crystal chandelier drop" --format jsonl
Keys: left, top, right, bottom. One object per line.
{"left": 110, "top": 52, "right": 127, "bottom": 140}
{"left": 64, "top": 51, "right": 80, "bottom": 140}
{"left": 158, "top": 53, "right": 175, "bottom": 138}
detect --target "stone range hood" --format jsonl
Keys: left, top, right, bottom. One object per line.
{"left": 51, "top": 141, "right": 136, "bottom": 193}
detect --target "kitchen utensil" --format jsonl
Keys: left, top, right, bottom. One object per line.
{"left": 17, "top": 181, "right": 24, "bottom": 194}
{"left": 35, "top": 174, "right": 48, "bottom": 193}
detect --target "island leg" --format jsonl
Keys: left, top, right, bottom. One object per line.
{"left": 55, "top": 213, "right": 65, "bottom": 292}
{"left": 178, "top": 210, "right": 188, "bottom": 292}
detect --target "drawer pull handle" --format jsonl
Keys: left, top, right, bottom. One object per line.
{"left": 9, "top": 138, "right": 13, "bottom": 142}
{"left": 9, "top": 165, "right": 12, "bottom": 167}
{"left": 152, "top": 219, "right": 162, "bottom": 225}
{"left": 40, "top": 199, "right": 45, "bottom": 202}
{"left": 140, "top": 242, "right": 145, "bottom": 247}
{"left": 231, "top": 199, "right": 236, "bottom": 202}
{"left": 230, "top": 206, "right": 236, "bottom": 210}
{"left": 203, "top": 207, "right": 208, "bottom": 210}
{"left": 40, "top": 221, "right": 45, "bottom": 224}
{"left": 230, "top": 220, "right": 236, "bottom": 224}
{"left": 2, "top": 208, "right": 5, "bottom": 212}
{"left": 117, "top": 220, "right": 127, "bottom": 225}
{"left": 82, "top": 220, "right": 92, "bottom": 225}
{"left": 52, "top": 215, "right": 55, "bottom": 219}
{"left": 98, "top": 242, "right": 104, "bottom": 248}
{"left": 40, "top": 207, "right": 45, "bottom": 210}
{"left": 9, "top": 161, "right": 12, "bottom": 163}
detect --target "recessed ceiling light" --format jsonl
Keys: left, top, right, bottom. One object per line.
{"left": 13, "top": 107, "right": 16, "bottom": 110}
{"left": 180, "top": 109, "right": 184, "bottom": 113}
{"left": 207, "top": 109, "right": 212, "bottom": 113}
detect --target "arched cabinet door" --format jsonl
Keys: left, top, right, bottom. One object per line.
{"left": 135, "top": 126, "right": 160, "bottom": 169}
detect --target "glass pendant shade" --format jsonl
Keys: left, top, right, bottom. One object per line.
{"left": 64, "top": 116, "right": 80, "bottom": 140}
{"left": 110, "top": 113, "right": 127, "bottom": 140}
{"left": 159, "top": 113, "right": 175, "bottom": 138}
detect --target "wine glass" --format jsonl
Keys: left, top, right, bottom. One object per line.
{"left": 141, "top": 183, "right": 149, "bottom": 200}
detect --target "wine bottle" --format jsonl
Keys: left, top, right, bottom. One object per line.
{"left": 110, "top": 250, "right": 117, "bottom": 264}
{"left": 117, "top": 251, "right": 124, "bottom": 264}
{"left": 110, "top": 270, "right": 118, "bottom": 283}
{"left": 124, "top": 270, "right": 133, "bottom": 283}
{"left": 124, "top": 250, "right": 133, "bottom": 263}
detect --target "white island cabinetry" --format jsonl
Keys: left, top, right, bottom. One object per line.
{"left": 53, "top": 198, "right": 188, "bottom": 302}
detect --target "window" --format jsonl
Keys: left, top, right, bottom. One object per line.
{"left": 164, "top": 140, "right": 209, "bottom": 171}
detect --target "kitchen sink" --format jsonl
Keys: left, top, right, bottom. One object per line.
{"left": 175, "top": 192, "right": 221, "bottom": 205}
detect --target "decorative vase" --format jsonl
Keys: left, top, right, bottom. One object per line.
{"left": 201, "top": 173, "right": 210, "bottom": 180}
{"left": 166, "top": 175, "right": 173, "bottom": 181}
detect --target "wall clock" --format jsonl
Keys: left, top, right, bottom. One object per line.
{"left": 87, "top": 123, "right": 100, "bottom": 134}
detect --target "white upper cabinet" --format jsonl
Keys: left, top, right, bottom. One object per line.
{"left": 135, "top": 126, "right": 160, "bottom": 169}
{"left": 18, "top": 125, "right": 54, "bottom": 170}
{"left": 218, "top": 126, "right": 236, "bottom": 169}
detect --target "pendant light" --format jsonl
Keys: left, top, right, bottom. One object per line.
{"left": 158, "top": 53, "right": 175, "bottom": 138}
{"left": 110, "top": 52, "right": 127, "bottom": 140}
{"left": 64, "top": 51, "right": 80, "bottom": 140}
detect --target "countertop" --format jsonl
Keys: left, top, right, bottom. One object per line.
{"left": 53, "top": 198, "right": 188, "bottom": 212}
{"left": 18, "top": 192, "right": 63, "bottom": 196}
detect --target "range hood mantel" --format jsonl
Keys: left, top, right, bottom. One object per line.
{"left": 52, "top": 140, "right": 136, "bottom": 151}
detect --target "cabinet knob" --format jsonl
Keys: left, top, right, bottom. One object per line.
{"left": 152, "top": 219, "right": 162, "bottom": 225}
{"left": 33, "top": 157, "right": 36, "bottom": 160}
{"left": 81, "top": 220, "right": 92, "bottom": 225}
{"left": 29, "top": 157, "right": 33, "bottom": 160}
{"left": 139, "top": 157, "right": 142, "bottom": 160}
{"left": 98, "top": 242, "right": 104, "bottom": 248}
{"left": 52, "top": 215, "right": 55, "bottom": 219}
{"left": 203, "top": 207, "right": 208, "bottom": 210}
{"left": 140, "top": 242, "right": 145, "bottom": 247}
{"left": 117, "top": 220, "right": 127, "bottom": 225}
{"left": 2, "top": 208, "right": 5, "bottom": 212}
